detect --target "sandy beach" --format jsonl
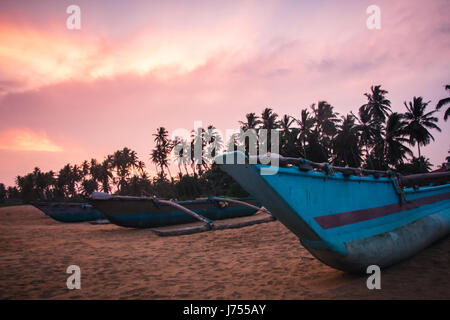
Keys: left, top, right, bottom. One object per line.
{"left": 0, "top": 205, "right": 449, "bottom": 300}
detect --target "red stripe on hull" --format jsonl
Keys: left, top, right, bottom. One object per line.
{"left": 314, "top": 192, "right": 450, "bottom": 230}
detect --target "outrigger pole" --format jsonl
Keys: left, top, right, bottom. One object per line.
{"left": 155, "top": 199, "right": 214, "bottom": 228}
{"left": 209, "top": 197, "right": 272, "bottom": 216}
{"left": 156, "top": 197, "right": 271, "bottom": 229}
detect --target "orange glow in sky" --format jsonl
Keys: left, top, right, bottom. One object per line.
{"left": 0, "top": 129, "right": 62, "bottom": 152}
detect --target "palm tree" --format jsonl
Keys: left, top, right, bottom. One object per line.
{"left": 152, "top": 128, "right": 173, "bottom": 180}
{"left": 190, "top": 127, "right": 208, "bottom": 176}
{"left": 352, "top": 105, "right": 380, "bottom": 169}
{"left": 81, "top": 179, "right": 98, "bottom": 196}
{"left": 311, "top": 101, "right": 340, "bottom": 137}
{"left": 436, "top": 84, "right": 450, "bottom": 121}
{"left": 294, "top": 108, "right": 314, "bottom": 158}
{"left": 361, "top": 85, "right": 392, "bottom": 123}
{"left": 151, "top": 144, "right": 172, "bottom": 180}
{"left": 153, "top": 127, "right": 170, "bottom": 146}
{"left": 239, "top": 112, "right": 261, "bottom": 157}
{"left": 396, "top": 156, "right": 433, "bottom": 174}
{"left": 304, "top": 130, "right": 328, "bottom": 163}
{"left": 403, "top": 97, "right": 441, "bottom": 158}
{"left": 89, "top": 158, "right": 113, "bottom": 193}
{"left": 384, "top": 113, "right": 413, "bottom": 167}
{"left": 204, "top": 125, "right": 223, "bottom": 164}
{"left": 16, "top": 173, "right": 35, "bottom": 201}
{"left": 333, "top": 114, "right": 362, "bottom": 167}
{"left": 111, "top": 147, "right": 143, "bottom": 192}
{"left": 260, "top": 107, "right": 279, "bottom": 153}
{"left": 55, "top": 164, "right": 82, "bottom": 198}
{"left": 239, "top": 112, "right": 262, "bottom": 131}
{"left": 172, "top": 136, "right": 191, "bottom": 176}
{"left": 278, "top": 114, "right": 299, "bottom": 157}
{"left": 101, "top": 157, "right": 114, "bottom": 193}
{"left": 30, "top": 167, "right": 55, "bottom": 200}
{"left": 310, "top": 101, "right": 340, "bottom": 161}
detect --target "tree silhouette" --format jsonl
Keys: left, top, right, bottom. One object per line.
{"left": 310, "top": 101, "right": 340, "bottom": 161}
{"left": 294, "top": 108, "right": 314, "bottom": 159}
{"left": 151, "top": 128, "right": 173, "bottom": 181}
{"left": 383, "top": 113, "right": 413, "bottom": 167}
{"left": 112, "top": 147, "right": 143, "bottom": 193}
{"left": 362, "top": 85, "right": 392, "bottom": 123}
{"left": 173, "top": 136, "right": 191, "bottom": 177}
{"left": 278, "top": 114, "right": 299, "bottom": 157}
{"left": 239, "top": 112, "right": 261, "bottom": 157}
{"left": 260, "top": 107, "right": 279, "bottom": 153}
{"left": 0, "top": 183, "right": 6, "bottom": 203}
{"left": 403, "top": 97, "right": 441, "bottom": 158}
{"left": 4, "top": 84, "right": 449, "bottom": 201}
{"left": 333, "top": 114, "right": 362, "bottom": 167}
{"left": 436, "top": 84, "right": 450, "bottom": 121}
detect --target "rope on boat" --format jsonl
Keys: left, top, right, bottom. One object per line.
{"left": 152, "top": 199, "right": 214, "bottom": 228}
{"left": 208, "top": 197, "right": 272, "bottom": 216}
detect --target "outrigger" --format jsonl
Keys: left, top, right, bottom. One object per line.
{"left": 90, "top": 192, "right": 274, "bottom": 235}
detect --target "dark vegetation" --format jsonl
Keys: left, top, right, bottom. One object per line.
{"left": 0, "top": 84, "right": 449, "bottom": 203}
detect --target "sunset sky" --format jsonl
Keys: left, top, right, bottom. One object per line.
{"left": 0, "top": 0, "right": 449, "bottom": 186}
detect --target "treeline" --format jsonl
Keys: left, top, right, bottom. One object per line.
{"left": 0, "top": 84, "right": 449, "bottom": 203}
{"left": 0, "top": 148, "right": 248, "bottom": 202}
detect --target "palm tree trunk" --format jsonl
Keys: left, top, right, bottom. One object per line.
{"left": 417, "top": 143, "right": 421, "bottom": 159}
{"left": 166, "top": 166, "right": 173, "bottom": 180}
{"left": 302, "top": 139, "right": 306, "bottom": 159}
{"left": 365, "top": 144, "right": 374, "bottom": 169}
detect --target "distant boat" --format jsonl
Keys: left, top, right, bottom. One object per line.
{"left": 90, "top": 192, "right": 261, "bottom": 228}
{"left": 32, "top": 202, "right": 104, "bottom": 223}
{"left": 217, "top": 151, "right": 450, "bottom": 273}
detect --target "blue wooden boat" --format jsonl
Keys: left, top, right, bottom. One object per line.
{"left": 217, "top": 151, "right": 450, "bottom": 273}
{"left": 32, "top": 202, "right": 104, "bottom": 223}
{"left": 90, "top": 192, "right": 261, "bottom": 229}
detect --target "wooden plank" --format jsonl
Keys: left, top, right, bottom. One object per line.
{"left": 151, "top": 213, "right": 275, "bottom": 237}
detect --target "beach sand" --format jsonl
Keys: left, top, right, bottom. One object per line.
{"left": 0, "top": 205, "right": 449, "bottom": 300}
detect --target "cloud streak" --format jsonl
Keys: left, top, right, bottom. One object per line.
{"left": 0, "top": 129, "right": 63, "bottom": 152}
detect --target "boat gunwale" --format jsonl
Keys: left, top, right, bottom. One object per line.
{"left": 90, "top": 196, "right": 257, "bottom": 207}
{"left": 32, "top": 202, "right": 93, "bottom": 207}
{"left": 252, "top": 163, "right": 392, "bottom": 183}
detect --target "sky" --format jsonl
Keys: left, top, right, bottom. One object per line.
{"left": 0, "top": 0, "right": 449, "bottom": 186}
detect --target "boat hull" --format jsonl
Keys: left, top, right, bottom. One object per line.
{"left": 90, "top": 197, "right": 260, "bottom": 228}
{"left": 33, "top": 202, "right": 104, "bottom": 223}
{"left": 218, "top": 151, "right": 450, "bottom": 272}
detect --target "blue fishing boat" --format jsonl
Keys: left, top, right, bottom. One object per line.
{"left": 90, "top": 192, "right": 261, "bottom": 229}
{"left": 32, "top": 202, "right": 104, "bottom": 223}
{"left": 217, "top": 151, "right": 450, "bottom": 273}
